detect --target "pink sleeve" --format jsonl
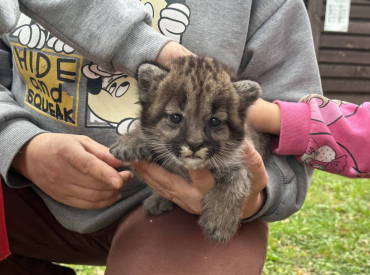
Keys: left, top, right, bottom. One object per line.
{"left": 272, "top": 95, "right": 370, "bottom": 178}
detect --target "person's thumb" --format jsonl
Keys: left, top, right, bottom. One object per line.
{"left": 242, "top": 140, "right": 268, "bottom": 189}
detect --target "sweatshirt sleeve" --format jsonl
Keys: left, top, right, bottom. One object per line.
{"left": 0, "top": 39, "right": 46, "bottom": 188}
{"left": 18, "top": 0, "right": 172, "bottom": 76}
{"left": 0, "top": 0, "right": 20, "bottom": 35}
{"left": 239, "top": 0, "right": 323, "bottom": 222}
{"left": 273, "top": 95, "right": 370, "bottom": 178}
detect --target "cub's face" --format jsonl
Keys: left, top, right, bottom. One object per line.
{"left": 137, "top": 56, "right": 261, "bottom": 169}
{"left": 151, "top": 92, "right": 238, "bottom": 169}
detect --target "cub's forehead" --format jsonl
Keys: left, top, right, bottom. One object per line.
{"left": 165, "top": 87, "right": 233, "bottom": 120}
{"left": 164, "top": 66, "right": 234, "bottom": 96}
{"left": 159, "top": 56, "right": 239, "bottom": 111}
{"left": 168, "top": 56, "right": 234, "bottom": 79}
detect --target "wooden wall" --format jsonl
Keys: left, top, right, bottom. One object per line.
{"left": 307, "top": 0, "right": 370, "bottom": 104}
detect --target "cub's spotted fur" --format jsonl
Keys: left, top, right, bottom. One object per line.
{"left": 110, "top": 56, "right": 269, "bottom": 242}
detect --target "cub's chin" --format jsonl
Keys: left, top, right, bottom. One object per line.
{"left": 180, "top": 156, "right": 207, "bottom": 170}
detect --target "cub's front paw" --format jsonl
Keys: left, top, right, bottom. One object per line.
{"left": 143, "top": 193, "right": 174, "bottom": 215}
{"left": 198, "top": 211, "right": 240, "bottom": 242}
{"left": 109, "top": 142, "right": 150, "bottom": 162}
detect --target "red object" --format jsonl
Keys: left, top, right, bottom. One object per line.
{"left": 0, "top": 177, "right": 10, "bottom": 260}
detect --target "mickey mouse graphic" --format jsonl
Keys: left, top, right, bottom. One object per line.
{"left": 10, "top": 13, "right": 74, "bottom": 54}
{"left": 12, "top": 2, "right": 193, "bottom": 135}
{"left": 142, "top": 0, "right": 190, "bottom": 43}
{"left": 82, "top": 64, "right": 140, "bottom": 135}
{"left": 83, "top": 0, "right": 191, "bottom": 134}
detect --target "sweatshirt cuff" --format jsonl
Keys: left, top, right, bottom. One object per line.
{"left": 0, "top": 118, "right": 46, "bottom": 188}
{"left": 272, "top": 101, "right": 311, "bottom": 156}
{"left": 113, "top": 22, "right": 172, "bottom": 75}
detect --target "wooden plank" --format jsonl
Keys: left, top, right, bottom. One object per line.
{"left": 319, "top": 64, "right": 370, "bottom": 78}
{"left": 321, "top": 20, "right": 370, "bottom": 35}
{"left": 349, "top": 5, "right": 370, "bottom": 19}
{"left": 322, "top": 5, "right": 370, "bottom": 19}
{"left": 323, "top": 0, "right": 370, "bottom": 5}
{"left": 322, "top": 79, "right": 370, "bottom": 92}
{"left": 347, "top": 21, "right": 370, "bottom": 35}
{"left": 308, "top": 0, "right": 324, "bottom": 57}
{"left": 320, "top": 35, "right": 370, "bottom": 50}
{"left": 319, "top": 50, "right": 370, "bottom": 65}
{"left": 323, "top": 92, "right": 370, "bottom": 105}
{"left": 314, "top": 0, "right": 370, "bottom": 104}
{"left": 351, "top": 0, "right": 370, "bottom": 4}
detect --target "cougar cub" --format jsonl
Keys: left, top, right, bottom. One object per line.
{"left": 110, "top": 56, "right": 269, "bottom": 242}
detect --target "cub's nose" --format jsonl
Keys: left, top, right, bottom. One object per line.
{"left": 188, "top": 142, "right": 204, "bottom": 153}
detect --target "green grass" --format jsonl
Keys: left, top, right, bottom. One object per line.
{"left": 62, "top": 265, "right": 105, "bottom": 275}
{"left": 264, "top": 171, "right": 370, "bottom": 275}
{"left": 66, "top": 171, "right": 370, "bottom": 275}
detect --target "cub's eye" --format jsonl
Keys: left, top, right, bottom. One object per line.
{"left": 209, "top": 118, "right": 222, "bottom": 127}
{"left": 169, "top": 114, "right": 182, "bottom": 124}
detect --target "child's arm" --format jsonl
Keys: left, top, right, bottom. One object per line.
{"left": 248, "top": 96, "right": 370, "bottom": 178}
{"left": 247, "top": 98, "right": 282, "bottom": 135}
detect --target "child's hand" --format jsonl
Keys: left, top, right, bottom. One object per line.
{"left": 247, "top": 98, "right": 282, "bottom": 135}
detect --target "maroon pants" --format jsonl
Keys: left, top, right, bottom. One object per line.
{"left": 0, "top": 182, "right": 269, "bottom": 275}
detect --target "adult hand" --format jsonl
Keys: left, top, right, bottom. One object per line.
{"left": 133, "top": 140, "right": 268, "bottom": 219}
{"left": 12, "top": 133, "right": 133, "bottom": 209}
{"left": 134, "top": 163, "right": 213, "bottom": 215}
{"left": 240, "top": 140, "right": 268, "bottom": 219}
{"left": 156, "top": 41, "right": 195, "bottom": 65}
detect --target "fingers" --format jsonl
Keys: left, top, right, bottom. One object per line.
{"left": 44, "top": 172, "right": 122, "bottom": 210}
{"left": 242, "top": 140, "right": 268, "bottom": 192}
{"left": 67, "top": 144, "right": 132, "bottom": 189}
{"left": 68, "top": 167, "right": 131, "bottom": 190}
{"left": 188, "top": 168, "right": 215, "bottom": 194}
{"left": 49, "top": 164, "right": 128, "bottom": 209}
{"left": 134, "top": 162, "right": 176, "bottom": 198}
{"left": 240, "top": 141, "right": 269, "bottom": 219}
{"left": 134, "top": 162, "right": 204, "bottom": 215}
{"left": 79, "top": 136, "right": 124, "bottom": 168}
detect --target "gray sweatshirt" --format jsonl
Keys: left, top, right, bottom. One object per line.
{"left": 0, "top": 0, "right": 322, "bottom": 233}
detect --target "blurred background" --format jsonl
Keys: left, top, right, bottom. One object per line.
{"left": 305, "top": 0, "right": 370, "bottom": 104}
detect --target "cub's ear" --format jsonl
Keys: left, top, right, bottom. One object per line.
{"left": 233, "top": 80, "right": 262, "bottom": 107}
{"left": 137, "top": 62, "right": 169, "bottom": 98}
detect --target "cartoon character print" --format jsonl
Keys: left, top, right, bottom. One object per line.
{"left": 10, "top": 13, "right": 74, "bottom": 54}
{"left": 82, "top": 64, "right": 140, "bottom": 134}
{"left": 9, "top": 13, "right": 83, "bottom": 126}
{"left": 300, "top": 95, "right": 369, "bottom": 177}
{"left": 142, "top": 0, "right": 190, "bottom": 43}
{"left": 350, "top": 168, "right": 370, "bottom": 178}
{"left": 301, "top": 138, "right": 347, "bottom": 173}
{"left": 300, "top": 94, "right": 350, "bottom": 106}
{"left": 300, "top": 94, "right": 351, "bottom": 125}
{"left": 84, "top": 0, "right": 191, "bottom": 134}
